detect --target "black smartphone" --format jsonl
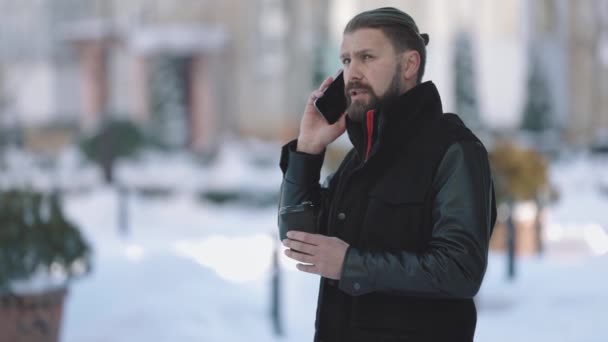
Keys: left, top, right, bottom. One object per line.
{"left": 314, "top": 70, "right": 347, "bottom": 125}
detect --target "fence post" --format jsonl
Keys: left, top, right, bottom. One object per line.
{"left": 535, "top": 197, "right": 544, "bottom": 256}
{"left": 271, "top": 236, "right": 283, "bottom": 336}
{"left": 506, "top": 200, "right": 516, "bottom": 280}
{"left": 118, "top": 185, "right": 129, "bottom": 236}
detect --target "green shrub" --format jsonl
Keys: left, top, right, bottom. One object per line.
{"left": 489, "top": 140, "right": 549, "bottom": 204}
{"left": 0, "top": 189, "right": 92, "bottom": 294}
{"left": 80, "top": 119, "right": 145, "bottom": 183}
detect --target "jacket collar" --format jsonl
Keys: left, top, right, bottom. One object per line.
{"left": 346, "top": 81, "right": 444, "bottom": 161}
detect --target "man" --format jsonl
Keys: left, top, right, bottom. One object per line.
{"left": 278, "top": 7, "right": 496, "bottom": 342}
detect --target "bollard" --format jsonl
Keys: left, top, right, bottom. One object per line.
{"left": 118, "top": 185, "right": 129, "bottom": 236}
{"left": 506, "top": 201, "right": 516, "bottom": 280}
{"left": 271, "top": 237, "right": 283, "bottom": 336}
{"left": 535, "top": 198, "right": 544, "bottom": 256}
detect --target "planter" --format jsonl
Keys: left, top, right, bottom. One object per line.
{"left": 490, "top": 220, "right": 539, "bottom": 256}
{"left": 0, "top": 189, "right": 91, "bottom": 342}
{"left": 489, "top": 201, "right": 545, "bottom": 256}
{"left": 0, "top": 288, "right": 67, "bottom": 342}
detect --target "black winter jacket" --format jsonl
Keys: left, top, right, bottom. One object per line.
{"left": 278, "top": 81, "right": 496, "bottom": 342}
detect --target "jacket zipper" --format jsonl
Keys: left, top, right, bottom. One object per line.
{"left": 365, "top": 110, "right": 375, "bottom": 161}
{"left": 332, "top": 110, "right": 374, "bottom": 230}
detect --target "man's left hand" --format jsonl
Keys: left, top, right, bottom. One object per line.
{"left": 282, "top": 231, "right": 350, "bottom": 280}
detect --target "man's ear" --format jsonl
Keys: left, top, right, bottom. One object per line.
{"left": 401, "top": 50, "right": 421, "bottom": 82}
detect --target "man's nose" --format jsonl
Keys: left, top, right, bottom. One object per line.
{"left": 345, "top": 61, "right": 363, "bottom": 83}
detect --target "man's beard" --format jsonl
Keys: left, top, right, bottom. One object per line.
{"left": 345, "top": 64, "right": 405, "bottom": 123}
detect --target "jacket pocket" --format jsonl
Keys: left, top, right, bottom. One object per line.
{"left": 361, "top": 188, "right": 425, "bottom": 251}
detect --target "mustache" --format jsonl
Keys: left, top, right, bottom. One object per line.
{"left": 344, "top": 81, "right": 373, "bottom": 94}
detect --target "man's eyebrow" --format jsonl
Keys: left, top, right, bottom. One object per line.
{"left": 354, "top": 49, "right": 374, "bottom": 56}
{"left": 340, "top": 49, "right": 374, "bottom": 60}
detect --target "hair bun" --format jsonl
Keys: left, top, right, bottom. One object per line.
{"left": 420, "top": 33, "right": 430, "bottom": 46}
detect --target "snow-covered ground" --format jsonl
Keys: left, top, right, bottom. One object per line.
{"left": 4, "top": 142, "right": 608, "bottom": 341}
{"left": 61, "top": 189, "right": 319, "bottom": 342}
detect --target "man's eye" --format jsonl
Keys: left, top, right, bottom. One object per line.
{"left": 363, "top": 55, "right": 373, "bottom": 60}
{"left": 342, "top": 58, "right": 351, "bottom": 65}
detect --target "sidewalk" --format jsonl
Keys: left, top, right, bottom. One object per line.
{"left": 475, "top": 236, "right": 608, "bottom": 342}
{"left": 58, "top": 188, "right": 608, "bottom": 342}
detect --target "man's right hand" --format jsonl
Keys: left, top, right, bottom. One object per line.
{"left": 297, "top": 77, "right": 347, "bottom": 155}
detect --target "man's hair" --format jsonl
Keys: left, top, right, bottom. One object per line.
{"left": 344, "top": 7, "right": 429, "bottom": 84}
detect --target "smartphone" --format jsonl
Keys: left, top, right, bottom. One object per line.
{"left": 314, "top": 70, "right": 347, "bottom": 125}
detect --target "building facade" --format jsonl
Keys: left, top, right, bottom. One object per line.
{"left": 329, "top": 0, "right": 608, "bottom": 146}
{"left": 1, "top": 0, "right": 606, "bottom": 150}
{"left": 0, "top": 0, "right": 329, "bottom": 153}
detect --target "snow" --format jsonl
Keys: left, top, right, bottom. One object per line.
{"left": 547, "top": 154, "right": 608, "bottom": 228}
{"left": 115, "top": 151, "right": 208, "bottom": 192}
{"left": 114, "top": 140, "right": 283, "bottom": 195}
{"left": 60, "top": 190, "right": 317, "bottom": 342}
{"left": 479, "top": 253, "right": 608, "bottom": 341}
{"left": 203, "top": 140, "right": 283, "bottom": 194}
{"left": 3, "top": 144, "right": 607, "bottom": 341}
{"left": 0, "top": 146, "right": 101, "bottom": 192}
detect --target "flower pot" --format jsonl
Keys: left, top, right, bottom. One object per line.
{"left": 0, "top": 288, "right": 67, "bottom": 342}
{"left": 490, "top": 220, "right": 539, "bottom": 256}
{"left": 489, "top": 201, "right": 544, "bottom": 256}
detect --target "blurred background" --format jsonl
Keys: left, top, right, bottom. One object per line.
{"left": 0, "top": 0, "right": 607, "bottom": 341}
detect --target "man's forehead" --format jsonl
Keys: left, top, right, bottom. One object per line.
{"left": 340, "top": 28, "right": 390, "bottom": 54}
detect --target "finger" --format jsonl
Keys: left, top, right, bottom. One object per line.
{"left": 282, "top": 237, "right": 316, "bottom": 246}
{"left": 284, "top": 248, "right": 315, "bottom": 264}
{"left": 317, "top": 76, "right": 334, "bottom": 92}
{"left": 283, "top": 239, "right": 317, "bottom": 255}
{"left": 296, "top": 263, "right": 319, "bottom": 275}
{"left": 286, "top": 231, "right": 323, "bottom": 245}
{"left": 308, "top": 90, "right": 325, "bottom": 102}
{"left": 307, "top": 90, "right": 326, "bottom": 106}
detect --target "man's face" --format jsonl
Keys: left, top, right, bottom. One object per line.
{"left": 340, "top": 28, "right": 405, "bottom": 122}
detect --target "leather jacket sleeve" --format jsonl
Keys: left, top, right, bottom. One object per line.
{"left": 338, "top": 141, "right": 496, "bottom": 298}
{"left": 278, "top": 139, "right": 333, "bottom": 234}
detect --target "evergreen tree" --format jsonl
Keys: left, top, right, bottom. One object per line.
{"left": 521, "top": 53, "right": 553, "bottom": 132}
{"left": 453, "top": 30, "right": 482, "bottom": 130}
